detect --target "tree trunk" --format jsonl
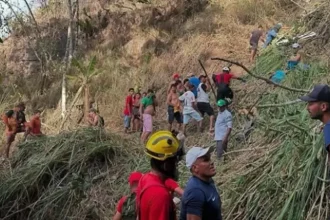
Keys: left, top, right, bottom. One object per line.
{"left": 62, "top": 0, "right": 75, "bottom": 118}
{"left": 60, "top": 84, "right": 84, "bottom": 129}
{"left": 84, "top": 84, "right": 90, "bottom": 122}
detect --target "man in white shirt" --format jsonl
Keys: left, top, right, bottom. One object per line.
{"left": 179, "top": 83, "right": 203, "bottom": 135}
{"left": 214, "top": 99, "right": 232, "bottom": 159}
{"left": 197, "top": 75, "right": 215, "bottom": 133}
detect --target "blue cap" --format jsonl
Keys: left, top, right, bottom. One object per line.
{"left": 300, "top": 84, "right": 330, "bottom": 103}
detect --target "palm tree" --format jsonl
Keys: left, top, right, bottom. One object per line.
{"left": 60, "top": 56, "right": 98, "bottom": 129}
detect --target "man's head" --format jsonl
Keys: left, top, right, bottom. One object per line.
{"left": 176, "top": 79, "right": 182, "bottom": 87}
{"left": 222, "top": 67, "right": 230, "bottom": 73}
{"left": 170, "top": 83, "right": 177, "bottom": 93}
{"left": 172, "top": 73, "right": 180, "bottom": 81}
{"left": 186, "top": 146, "right": 216, "bottom": 179}
{"left": 183, "top": 78, "right": 189, "bottom": 87}
{"left": 128, "top": 171, "right": 143, "bottom": 192}
{"left": 300, "top": 84, "right": 330, "bottom": 122}
{"left": 142, "top": 92, "right": 147, "bottom": 97}
{"left": 145, "top": 130, "right": 180, "bottom": 180}
{"left": 128, "top": 88, "right": 134, "bottom": 96}
{"left": 258, "top": 25, "right": 263, "bottom": 30}
{"left": 135, "top": 92, "right": 141, "bottom": 99}
{"left": 33, "top": 110, "right": 41, "bottom": 117}
{"left": 199, "top": 75, "right": 207, "bottom": 83}
{"left": 188, "top": 83, "right": 194, "bottom": 91}
{"left": 16, "top": 102, "right": 26, "bottom": 111}
{"left": 217, "top": 99, "right": 227, "bottom": 112}
{"left": 89, "top": 108, "right": 97, "bottom": 117}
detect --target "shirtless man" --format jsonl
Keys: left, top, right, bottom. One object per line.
{"left": 167, "top": 73, "right": 181, "bottom": 94}
{"left": 88, "top": 108, "right": 104, "bottom": 127}
{"left": 167, "top": 84, "right": 183, "bottom": 131}
{"left": 140, "top": 89, "right": 158, "bottom": 142}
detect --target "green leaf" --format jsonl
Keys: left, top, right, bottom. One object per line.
{"left": 72, "top": 58, "right": 86, "bottom": 74}
{"left": 86, "top": 56, "right": 97, "bottom": 76}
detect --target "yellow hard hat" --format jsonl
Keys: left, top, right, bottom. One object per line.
{"left": 145, "top": 130, "right": 180, "bottom": 161}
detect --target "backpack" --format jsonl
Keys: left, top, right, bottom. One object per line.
{"left": 121, "top": 193, "right": 137, "bottom": 220}
{"left": 98, "top": 115, "right": 105, "bottom": 127}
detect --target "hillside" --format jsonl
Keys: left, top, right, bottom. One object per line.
{"left": 0, "top": 0, "right": 330, "bottom": 219}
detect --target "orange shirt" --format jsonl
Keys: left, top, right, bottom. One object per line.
{"left": 29, "top": 116, "right": 41, "bottom": 135}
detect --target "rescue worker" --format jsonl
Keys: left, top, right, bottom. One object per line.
{"left": 136, "top": 131, "right": 180, "bottom": 220}
{"left": 212, "top": 67, "right": 246, "bottom": 101}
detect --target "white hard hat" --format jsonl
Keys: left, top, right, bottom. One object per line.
{"left": 223, "top": 67, "right": 230, "bottom": 72}
{"left": 292, "top": 43, "right": 301, "bottom": 49}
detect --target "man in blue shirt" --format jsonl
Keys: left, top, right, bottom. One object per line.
{"left": 180, "top": 146, "right": 222, "bottom": 220}
{"left": 300, "top": 84, "right": 330, "bottom": 151}
{"left": 188, "top": 73, "right": 200, "bottom": 98}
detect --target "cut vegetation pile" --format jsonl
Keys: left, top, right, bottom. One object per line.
{"left": 222, "top": 46, "right": 330, "bottom": 219}
{"left": 0, "top": 128, "right": 149, "bottom": 220}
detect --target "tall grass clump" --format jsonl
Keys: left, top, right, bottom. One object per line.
{"left": 0, "top": 128, "right": 149, "bottom": 220}
{"left": 224, "top": 46, "right": 330, "bottom": 219}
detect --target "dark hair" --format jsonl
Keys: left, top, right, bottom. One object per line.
{"left": 33, "top": 110, "right": 41, "bottom": 114}
{"left": 176, "top": 79, "right": 182, "bottom": 84}
{"left": 129, "top": 88, "right": 134, "bottom": 92}
{"left": 258, "top": 25, "right": 263, "bottom": 29}
{"left": 188, "top": 83, "right": 194, "bottom": 90}
{"left": 135, "top": 92, "right": 141, "bottom": 96}
{"left": 183, "top": 79, "right": 189, "bottom": 84}
{"left": 147, "top": 89, "right": 154, "bottom": 94}
{"left": 16, "top": 102, "right": 25, "bottom": 108}
{"left": 199, "top": 75, "right": 206, "bottom": 80}
{"left": 89, "top": 108, "right": 97, "bottom": 113}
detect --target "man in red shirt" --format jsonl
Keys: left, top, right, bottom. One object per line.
{"left": 136, "top": 130, "right": 180, "bottom": 220}
{"left": 212, "top": 67, "right": 246, "bottom": 101}
{"left": 113, "top": 171, "right": 143, "bottom": 220}
{"left": 123, "top": 88, "right": 134, "bottom": 133}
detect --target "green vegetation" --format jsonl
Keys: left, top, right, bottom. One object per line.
{"left": 223, "top": 47, "right": 329, "bottom": 219}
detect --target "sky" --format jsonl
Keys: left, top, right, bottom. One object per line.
{"left": 0, "top": 0, "right": 40, "bottom": 37}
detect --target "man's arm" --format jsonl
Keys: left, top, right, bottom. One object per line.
{"left": 139, "top": 101, "right": 144, "bottom": 117}
{"left": 185, "top": 189, "right": 205, "bottom": 220}
{"left": 231, "top": 74, "right": 246, "bottom": 82}
{"left": 92, "top": 116, "right": 99, "bottom": 126}
{"left": 222, "top": 114, "right": 233, "bottom": 144}
{"left": 112, "top": 212, "right": 122, "bottom": 220}
{"left": 323, "top": 124, "right": 330, "bottom": 152}
{"left": 112, "top": 196, "right": 126, "bottom": 220}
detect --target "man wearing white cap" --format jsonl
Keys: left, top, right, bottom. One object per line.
{"left": 180, "top": 146, "right": 222, "bottom": 220}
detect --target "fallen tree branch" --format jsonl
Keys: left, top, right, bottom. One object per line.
{"left": 211, "top": 57, "right": 309, "bottom": 93}
{"left": 257, "top": 99, "right": 302, "bottom": 108}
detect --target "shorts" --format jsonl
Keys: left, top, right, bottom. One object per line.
{"left": 142, "top": 114, "right": 153, "bottom": 132}
{"left": 133, "top": 107, "right": 140, "bottom": 119}
{"left": 124, "top": 115, "right": 131, "bottom": 128}
{"left": 168, "top": 106, "right": 183, "bottom": 124}
{"left": 183, "top": 111, "right": 203, "bottom": 125}
{"left": 250, "top": 41, "right": 258, "bottom": 50}
{"left": 197, "top": 102, "right": 214, "bottom": 116}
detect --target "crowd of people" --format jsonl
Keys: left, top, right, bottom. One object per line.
{"left": 2, "top": 22, "right": 330, "bottom": 220}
